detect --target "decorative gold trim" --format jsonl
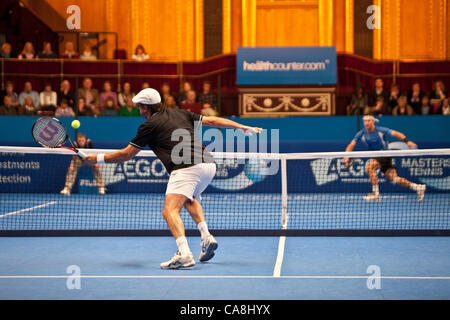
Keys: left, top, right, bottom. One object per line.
{"left": 345, "top": 0, "right": 354, "bottom": 53}
{"left": 222, "top": 0, "right": 231, "bottom": 53}
{"left": 373, "top": 0, "right": 382, "bottom": 59}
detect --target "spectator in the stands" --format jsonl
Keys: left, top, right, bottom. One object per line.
{"left": 392, "top": 95, "right": 415, "bottom": 115}
{"left": 57, "top": 80, "right": 76, "bottom": 109}
{"left": 118, "top": 82, "right": 135, "bottom": 108}
{"left": 119, "top": 95, "right": 140, "bottom": 116}
{"left": 178, "top": 81, "right": 194, "bottom": 105}
{"left": 76, "top": 97, "right": 96, "bottom": 116}
{"left": 61, "top": 41, "right": 79, "bottom": 59}
{"left": 80, "top": 43, "right": 97, "bottom": 60}
{"left": 1, "top": 43, "right": 12, "bottom": 58}
{"left": 364, "top": 96, "right": 391, "bottom": 116}
{"left": 0, "top": 96, "right": 21, "bottom": 115}
{"left": 142, "top": 82, "right": 150, "bottom": 90}
{"left": 436, "top": 98, "right": 450, "bottom": 115}
{"left": 180, "top": 90, "right": 202, "bottom": 114}
{"left": 419, "top": 95, "right": 432, "bottom": 115}
{"left": 22, "top": 96, "right": 37, "bottom": 115}
{"left": 347, "top": 87, "right": 368, "bottom": 115}
{"left": 100, "top": 81, "right": 118, "bottom": 112}
{"left": 55, "top": 98, "right": 75, "bottom": 117}
{"left": 160, "top": 82, "right": 176, "bottom": 104}
{"left": 407, "top": 82, "right": 423, "bottom": 114}
{"left": 38, "top": 83, "right": 57, "bottom": 115}
{"left": 18, "top": 42, "right": 36, "bottom": 60}
{"left": 19, "top": 82, "right": 40, "bottom": 108}
{"left": 430, "top": 81, "right": 448, "bottom": 114}
{"left": 368, "top": 77, "right": 389, "bottom": 106}
{"left": 132, "top": 44, "right": 149, "bottom": 61}
{"left": 387, "top": 83, "right": 402, "bottom": 110}
{"left": 198, "top": 80, "right": 217, "bottom": 111}
{"left": 164, "top": 95, "right": 178, "bottom": 109}
{"left": 38, "top": 41, "right": 58, "bottom": 59}
{"left": 77, "top": 77, "right": 99, "bottom": 115}
{"left": 201, "top": 103, "right": 218, "bottom": 117}
{"left": 101, "top": 96, "right": 119, "bottom": 116}
{"left": 0, "top": 81, "right": 19, "bottom": 108}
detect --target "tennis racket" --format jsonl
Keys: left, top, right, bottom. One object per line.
{"left": 31, "top": 117, "right": 86, "bottom": 159}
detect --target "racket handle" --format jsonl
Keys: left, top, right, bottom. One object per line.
{"left": 77, "top": 150, "right": 87, "bottom": 159}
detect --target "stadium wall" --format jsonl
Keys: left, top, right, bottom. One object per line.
{"left": 0, "top": 116, "right": 449, "bottom": 152}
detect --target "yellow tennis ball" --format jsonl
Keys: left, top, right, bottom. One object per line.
{"left": 71, "top": 120, "right": 81, "bottom": 129}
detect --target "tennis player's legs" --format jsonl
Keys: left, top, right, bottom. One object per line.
{"left": 161, "top": 163, "right": 216, "bottom": 269}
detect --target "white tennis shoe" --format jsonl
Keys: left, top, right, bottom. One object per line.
{"left": 199, "top": 235, "right": 218, "bottom": 262}
{"left": 60, "top": 187, "right": 71, "bottom": 196}
{"left": 363, "top": 192, "right": 381, "bottom": 202}
{"left": 98, "top": 187, "right": 106, "bottom": 195}
{"left": 160, "top": 251, "right": 195, "bottom": 270}
{"left": 416, "top": 184, "right": 426, "bottom": 202}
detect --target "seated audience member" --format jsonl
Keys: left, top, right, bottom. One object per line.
{"left": 17, "top": 42, "right": 36, "bottom": 60}
{"left": 201, "top": 103, "right": 218, "bottom": 116}
{"left": 164, "top": 95, "right": 178, "bottom": 109}
{"left": 436, "top": 98, "right": 450, "bottom": 115}
{"left": 100, "top": 81, "right": 118, "bottom": 112}
{"left": 160, "top": 82, "right": 176, "bottom": 104}
{"left": 142, "top": 82, "right": 150, "bottom": 90}
{"left": 180, "top": 90, "right": 202, "bottom": 114}
{"left": 198, "top": 80, "right": 217, "bottom": 110}
{"left": 118, "top": 82, "right": 135, "bottom": 108}
{"left": 419, "top": 95, "right": 432, "bottom": 115}
{"left": 407, "top": 82, "right": 423, "bottom": 114}
{"left": 364, "top": 96, "right": 391, "bottom": 116}
{"left": 429, "top": 81, "right": 448, "bottom": 113}
{"left": 101, "top": 97, "right": 119, "bottom": 116}
{"left": 392, "top": 95, "right": 415, "bottom": 115}
{"left": 1, "top": 43, "right": 12, "bottom": 58}
{"left": 19, "top": 82, "right": 40, "bottom": 108}
{"left": 57, "top": 80, "right": 76, "bottom": 109}
{"left": 178, "top": 81, "right": 194, "bottom": 105}
{"left": 0, "top": 81, "right": 19, "bottom": 107}
{"left": 76, "top": 97, "right": 96, "bottom": 116}
{"left": 367, "top": 77, "right": 389, "bottom": 106}
{"left": 38, "top": 41, "right": 58, "bottom": 59}
{"left": 61, "top": 41, "right": 79, "bottom": 59}
{"left": 77, "top": 77, "right": 99, "bottom": 115}
{"left": 132, "top": 44, "right": 149, "bottom": 61}
{"left": 119, "top": 96, "right": 140, "bottom": 116}
{"left": 347, "top": 87, "right": 368, "bottom": 115}
{"left": 55, "top": 99, "right": 75, "bottom": 117}
{"left": 38, "top": 83, "right": 57, "bottom": 115}
{"left": 0, "top": 96, "right": 21, "bottom": 115}
{"left": 22, "top": 96, "right": 37, "bottom": 115}
{"left": 387, "top": 84, "right": 401, "bottom": 110}
{"left": 80, "top": 43, "right": 97, "bottom": 60}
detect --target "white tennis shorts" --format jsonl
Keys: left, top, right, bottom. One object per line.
{"left": 165, "top": 163, "right": 216, "bottom": 201}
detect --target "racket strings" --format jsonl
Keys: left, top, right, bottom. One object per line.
{"left": 32, "top": 118, "right": 68, "bottom": 148}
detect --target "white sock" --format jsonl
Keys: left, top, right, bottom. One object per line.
{"left": 372, "top": 185, "right": 379, "bottom": 194}
{"left": 175, "top": 236, "right": 191, "bottom": 256}
{"left": 410, "top": 183, "right": 418, "bottom": 191}
{"left": 198, "top": 221, "right": 211, "bottom": 240}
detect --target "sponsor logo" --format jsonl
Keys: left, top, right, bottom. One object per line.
{"left": 243, "top": 60, "right": 329, "bottom": 72}
{"left": 400, "top": 157, "right": 450, "bottom": 190}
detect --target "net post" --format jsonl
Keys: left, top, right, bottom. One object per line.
{"left": 280, "top": 155, "right": 288, "bottom": 230}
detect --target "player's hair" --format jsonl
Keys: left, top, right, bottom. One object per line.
{"left": 137, "top": 102, "right": 164, "bottom": 114}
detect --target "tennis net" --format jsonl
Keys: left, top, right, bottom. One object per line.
{"left": 0, "top": 146, "right": 449, "bottom": 236}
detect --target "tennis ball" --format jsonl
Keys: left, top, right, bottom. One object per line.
{"left": 71, "top": 120, "right": 81, "bottom": 129}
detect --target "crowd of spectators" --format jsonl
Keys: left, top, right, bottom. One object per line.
{"left": 0, "top": 41, "right": 154, "bottom": 62}
{"left": 0, "top": 79, "right": 219, "bottom": 117}
{"left": 347, "top": 78, "right": 449, "bottom": 116}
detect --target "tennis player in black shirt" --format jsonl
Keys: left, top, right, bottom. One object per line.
{"left": 85, "top": 88, "right": 262, "bottom": 269}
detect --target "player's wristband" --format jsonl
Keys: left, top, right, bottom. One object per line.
{"left": 97, "top": 154, "right": 105, "bottom": 164}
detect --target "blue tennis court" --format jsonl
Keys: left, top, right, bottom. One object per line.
{"left": 1, "top": 193, "right": 450, "bottom": 300}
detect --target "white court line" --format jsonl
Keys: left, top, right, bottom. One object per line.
{"left": 0, "top": 201, "right": 57, "bottom": 218}
{"left": 273, "top": 237, "right": 286, "bottom": 277}
{"left": 0, "top": 275, "right": 450, "bottom": 280}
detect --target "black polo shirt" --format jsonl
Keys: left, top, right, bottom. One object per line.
{"left": 130, "top": 108, "right": 214, "bottom": 174}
